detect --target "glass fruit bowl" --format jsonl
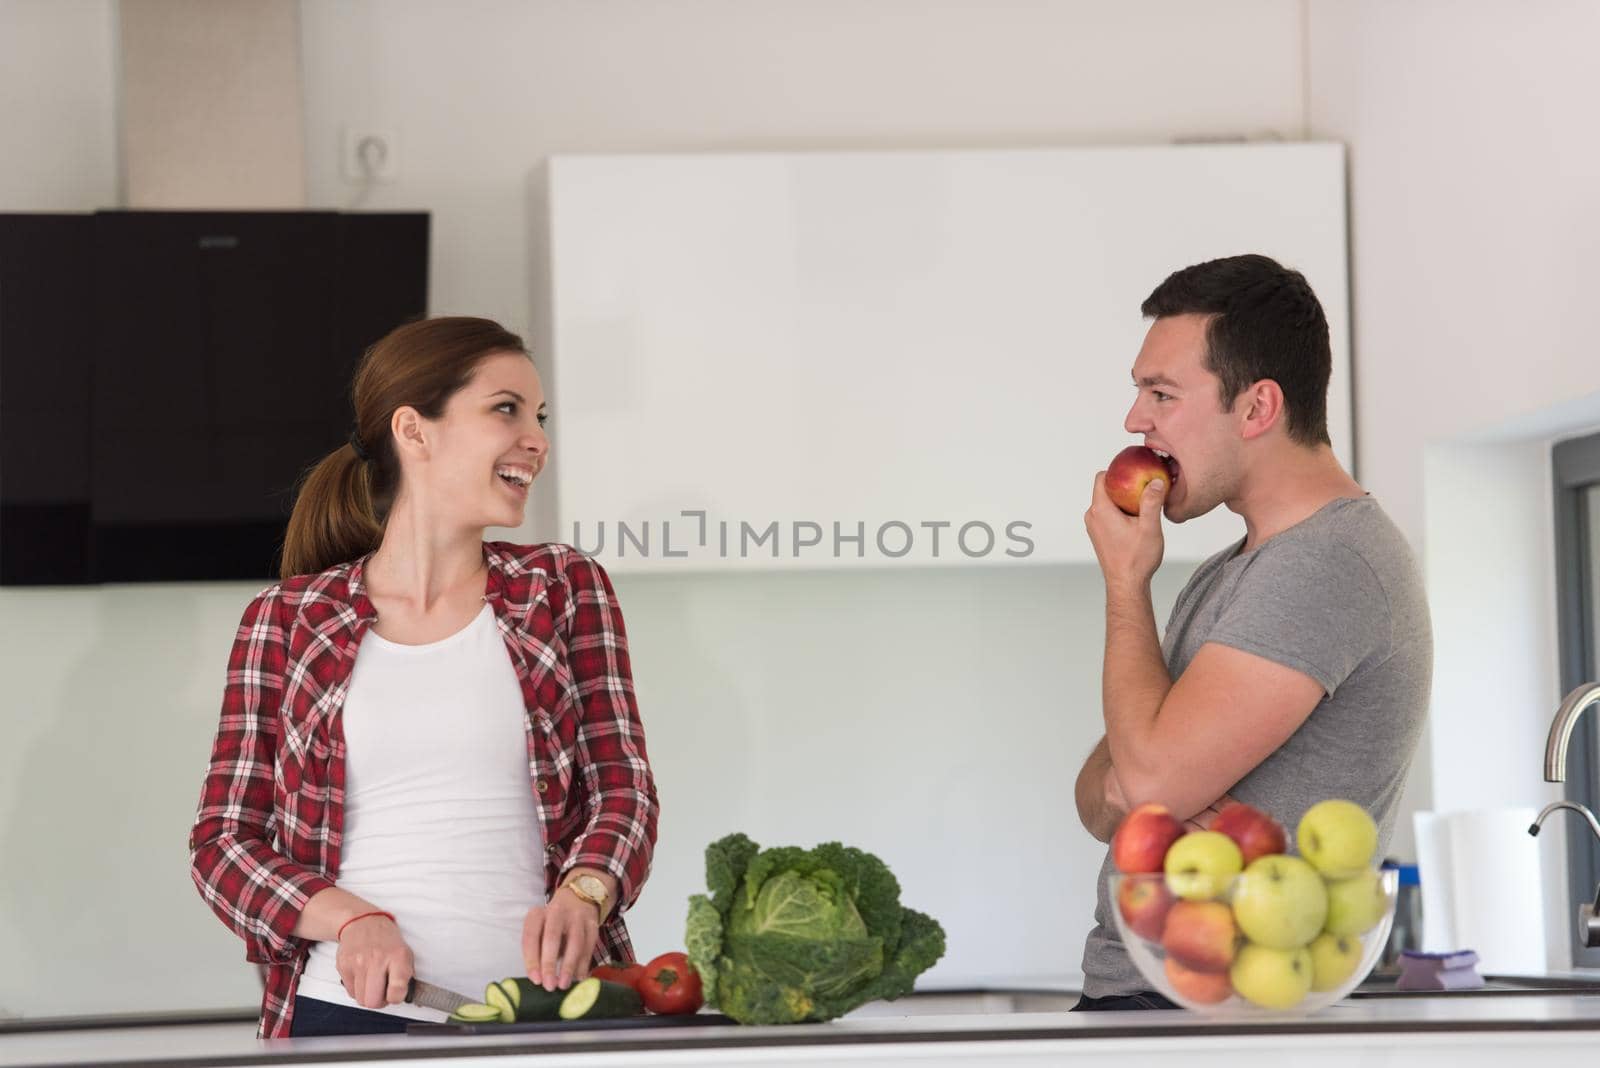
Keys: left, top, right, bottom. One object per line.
{"left": 1109, "top": 864, "right": 1397, "bottom": 1015}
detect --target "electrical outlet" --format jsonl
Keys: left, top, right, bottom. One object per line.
{"left": 340, "top": 126, "right": 398, "bottom": 184}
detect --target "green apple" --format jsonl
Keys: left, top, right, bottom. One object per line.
{"left": 1163, "top": 831, "right": 1244, "bottom": 901}
{"left": 1229, "top": 943, "right": 1313, "bottom": 1010}
{"left": 1324, "top": 868, "right": 1389, "bottom": 937}
{"left": 1230, "top": 854, "right": 1328, "bottom": 949}
{"left": 1307, "top": 931, "right": 1363, "bottom": 992}
{"left": 1296, "top": 799, "right": 1378, "bottom": 879}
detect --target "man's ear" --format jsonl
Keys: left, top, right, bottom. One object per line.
{"left": 1238, "top": 379, "right": 1285, "bottom": 441}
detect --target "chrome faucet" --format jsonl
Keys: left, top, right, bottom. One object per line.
{"left": 1530, "top": 681, "right": 1600, "bottom": 949}
{"left": 1531, "top": 801, "right": 1600, "bottom": 843}
{"left": 1543, "top": 682, "right": 1600, "bottom": 782}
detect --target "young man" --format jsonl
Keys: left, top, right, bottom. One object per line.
{"left": 1073, "top": 255, "right": 1432, "bottom": 1010}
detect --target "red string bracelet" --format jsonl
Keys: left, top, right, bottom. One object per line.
{"left": 336, "top": 910, "right": 395, "bottom": 941}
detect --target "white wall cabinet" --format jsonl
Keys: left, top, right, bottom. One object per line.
{"left": 547, "top": 144, "right": 1352, "bottom": 572}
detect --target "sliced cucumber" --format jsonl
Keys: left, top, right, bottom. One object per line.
{"left": 497, "top": 978, "right": 522, "bottom": 1011}
{"left": 482, "top": 982, "right": 516, "bottom": 1024}
{"left": 509, "top": 977, "right": 567, "bottom": 1022}
{"left": 448, "top": 1002, "right": 504, "bottom": 1024}
{"left": 558, "top": 977, "right": 644, "bottom": 1021}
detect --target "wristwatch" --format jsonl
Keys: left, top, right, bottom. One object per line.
{"left": 563, "top": 873, "right": 610, "bottom": 920}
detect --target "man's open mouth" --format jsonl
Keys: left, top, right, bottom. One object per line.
{"left": 1151, "top": 448, "right": 1180, "bottom": 483}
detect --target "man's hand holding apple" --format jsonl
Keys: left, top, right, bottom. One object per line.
{"left": 1086, "top": 469, "right": 1168, "bottom": 592}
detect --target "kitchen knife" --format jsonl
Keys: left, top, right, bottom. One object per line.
{"left": 404, "top": 977, "right": 476, "bottom": 1015}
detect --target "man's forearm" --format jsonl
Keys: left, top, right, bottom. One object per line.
{"left": 1074, "top": 736, "right": 1127, "bottom": 842}
{"left": 1101, "top": 579, "right": 1173, "bottom": 802}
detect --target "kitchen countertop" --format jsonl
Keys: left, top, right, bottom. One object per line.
{"left": 7, "top": 989, "right": 1600, "bottom": 1068}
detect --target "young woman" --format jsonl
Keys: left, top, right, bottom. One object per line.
{"left": 189, "top": 317, "right": 659, "bottom": 1038}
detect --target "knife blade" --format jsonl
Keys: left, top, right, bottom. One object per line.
{"left": 405, "top": 977, "right": 476, "bottom": 1015}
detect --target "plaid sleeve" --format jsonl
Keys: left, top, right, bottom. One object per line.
{"left": 556, "top": 554, "right": 660, "bottom": 910}
{"left": 189, "top": 588, "right": 336, "bottom": 964}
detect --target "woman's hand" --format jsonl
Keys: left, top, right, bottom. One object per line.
{"left": 336, "top": 913, "right": 415, "bottom": 1009}
{"left": 522, "top": 889, "right": 601, "bottom": 991}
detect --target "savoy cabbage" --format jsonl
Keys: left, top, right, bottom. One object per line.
{"left": 684, "top": 833, "right": 947, "bottom": 1024}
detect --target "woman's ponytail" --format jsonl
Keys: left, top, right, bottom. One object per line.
{"left": 278, "top": 439, "right": 383, "bottom": 579}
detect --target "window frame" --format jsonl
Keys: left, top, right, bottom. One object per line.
{"left": 1553, "top": 430, "right": 1600, "bottom": 969}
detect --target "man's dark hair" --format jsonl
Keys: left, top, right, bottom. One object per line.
{"left": 1141, "top": 254, "right": 1331, "bottom": 447}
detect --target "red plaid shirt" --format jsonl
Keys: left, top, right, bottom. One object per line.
{"left": 189, "top": 541, "right": 658, "bottom": 1038}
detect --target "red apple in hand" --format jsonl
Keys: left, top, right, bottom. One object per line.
{"left": 1210, "top": 802, "right": 1289, "bottom": 866}
{"left": 1105, "top": 446, "right": 1175, "bottom": 516}
{"left": 1111, "top": 803, "right": 1185, "bottom": 874}
{"left": 1117, "top": 874, "right": 1176, "bottom": 942}
{"left": 1161, "top": 899, "right": 1240, "bottom": 973}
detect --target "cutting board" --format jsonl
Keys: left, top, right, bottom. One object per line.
{"left": 408, "top": 1012, "right": 738, "bottom": 1035}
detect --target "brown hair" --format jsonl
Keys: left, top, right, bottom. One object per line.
{"left": 278, "top": 316, "right": 529, "bottom": 579}
{"left": 1141, "top": 254, "right": 1332, "bottom": 447}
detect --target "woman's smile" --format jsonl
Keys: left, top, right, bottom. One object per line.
{"left": 494, "top": 463, "right": 534, "bottom": 499}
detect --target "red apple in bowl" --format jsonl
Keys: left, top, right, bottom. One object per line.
{"left": 1105, "top": 446, "right": 1175, "bottom": 515}
{"left": 1161, "top": 899, "right": 1239, "bottom": 973}
{"left": 1165, "top": 956, "right": 1234, "bottom": 1004}
{"left": 1111, "top": 803, "right": 1185, "bottom": 874}
{"left": 1210, "top": 802, "right": 1289, "bottom": 866}
{"left": 1117, "top": 874, "right": 1176, "bottom": 942}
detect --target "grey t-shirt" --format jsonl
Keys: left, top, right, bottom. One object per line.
{"left": 1079, "top": 495, "right": 1432, "bottom": 998}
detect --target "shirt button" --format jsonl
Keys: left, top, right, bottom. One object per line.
{"left": 536, "top": 779, "right": 549, "bottom": 794}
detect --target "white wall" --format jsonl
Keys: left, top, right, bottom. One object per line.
{"left": 1423, "top": 441, "right": 1561, "bottom": 814}
{"left": 0, "top": 583, "right": 271, "bottom": 1017}
{"left": 1307, "top": 0, "right": 1600, "bottom": 545}
{"left": 296, "top": 0, "right": 1310, "bottom": 544}
{"left": 0, "top": 0, "right": 117, "bottom": 211}
{"left": 611, "top": 563, "right": 1198, "bottom": 994}
{"left": 1308, "top": 0, "right": 1600, "bottom": 968}
{"left": 0, "top": 0, "right": 1310, "bottom": 1015}
{"left": 1422, "top": 438, "right": 1573, "bottom": 970}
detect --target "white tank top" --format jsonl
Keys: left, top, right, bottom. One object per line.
{"left": 299, "top": 602, "right": 545, "bottom": 1020}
